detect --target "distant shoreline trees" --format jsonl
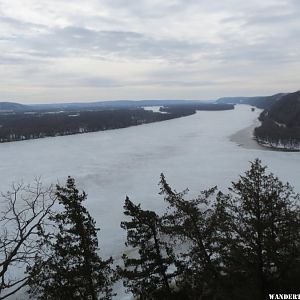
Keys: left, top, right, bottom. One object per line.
{"left": 254, "top": 118, "right": 300, "bottom": 151}
{"left": 0, "top": 104, "right": 234, "bottom": 143}
{"left": 254, "top": 91, "right": 300, "bottom": 151}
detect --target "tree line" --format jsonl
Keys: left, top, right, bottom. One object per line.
{"left": 0, "top": 109, "right": 178, "bottom": 143}
{"left": 0, "top": 104, "right": 234, "bottom": 143}
{"left": 0, "top": 159, "right": 299, "bottom": 299}
{"left": 254, "top": 118, "right": 300, "bottom": 151}
{"left": 254, "top": 91, "right": 300, "bottom": 150}
{"left": 0, "top": 104, "right": 233, "bottom": 143}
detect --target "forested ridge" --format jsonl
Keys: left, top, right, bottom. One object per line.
{"left": 0, "top": 103, "right": 233, "bottom": 143}
{"left": 217, "top": 89, "right": 300, "bottom": 150}
{"left": 0, "top": 109, "right": 178, "bottom": 142}
{"left": 254, "top": 91, "right": 300, "bottom": 150}
{"left": 0, "top": 159, "right": 299, "bottom": 299}
{"left": 216, "top": 93, "right": 285, "bottom": 109}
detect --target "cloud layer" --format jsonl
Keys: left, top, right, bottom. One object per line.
{"left": 0, "top": 0, "right": 299, "bottom": 103}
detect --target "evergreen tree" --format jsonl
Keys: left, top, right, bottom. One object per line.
{"left": 217, "top": 159, "right": 300, "bottom": 299}
{"left": 118, "top": 197, "right": 177, "bottom": 300}
{"left": 27, "top": 176, "right": 114, "bottom": 300}
{"left": 159, "top": 174, "right": 224, "bottom": 299}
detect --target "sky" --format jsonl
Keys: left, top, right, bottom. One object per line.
{"left": 0, "top": 0, "right": 299, "bottom": 104}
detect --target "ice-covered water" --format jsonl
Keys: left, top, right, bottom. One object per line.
{"left": 0, "top": 105, "right": 299, "bottom": 299}
{"left": 143, "top": 105, "right": 166, "bottom": 113}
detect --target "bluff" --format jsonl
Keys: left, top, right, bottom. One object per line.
{"left": 254, "top": 91, "right": 300, "bottom": 150}
{"left": 216, "top": 93, "right": 285, "bottom": 109}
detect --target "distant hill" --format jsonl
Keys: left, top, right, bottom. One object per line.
{"left": 29, "top": 100, "right": 211, "bottom": 111}
{"left": 216, "top": 90, "right": 300, "bottom": 150}
{"left": 216, "top": 93, "right": 285, "bottom": 109}
{"left": 0, "top": 100, "right": 233, "bottom": 143}
{"left": 0, "top": 102, "right": 30, "bottom": 112}
{"left": 1, "top": 93, "right": 299, "bottom": 148}
{"left": 254, "top": 91, "right": 300, "bottom": 150}
{"left": 0, "top": 100, "right": 211, "bottom": 113}
{"left": 267, "top": 91, "right": 300, "bottom": 127}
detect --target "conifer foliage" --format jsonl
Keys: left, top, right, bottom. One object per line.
{"left": 159, "top": 175, "right": 223, "bottom": 299}
{"left": 27, "top": 176, "right": 114, "bottom": 300}
{"left": 119, "top": 160, "right": 300, "bottom": 299}
{"left": 24, "top": 160, "right": 299, "bottom": 300}
{"left": 118, "top": 197, "right": 177, "bottom": 299}
{"left": 217, "top": 159, "right": 300, "bottom": 299}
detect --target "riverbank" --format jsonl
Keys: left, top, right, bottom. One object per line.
{"left": 229, "top": 114, "right": 300, "bottom": 152}
{"left": 229, "top": 117, "right": 266, "bottom": 151}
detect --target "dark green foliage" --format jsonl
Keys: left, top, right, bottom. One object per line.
{"left": 160, "top": 175, "right": 224, "bottom": 299}
{"left": 25, "top": 160, "right": 299, "bottom": 299}
{"left": 156, "top": 161, "right": 300, "bottom": 299}
{"left": 118, "top": 197, "right": 177, "bottom": 299}
{"left": 27, "top": 177, "right": 114, "bottom": 300}
{"left": 217, "top": 159, "right": 300, "bottom": 299}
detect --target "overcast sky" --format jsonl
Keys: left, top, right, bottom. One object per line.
{"left": 0, "top": 0, "right": 299, "bottom": 103}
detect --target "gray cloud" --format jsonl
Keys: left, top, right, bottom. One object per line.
{"left": 4, "top": 25, "right": 212, "bottom": 63}
{"left": 0, "top": 0, "right": 299, "bottom": 102}
{"left": 78, "top": 76, "right": 123, "bottom": 88}
{"left": 0, "top": 15, "right": 44, "bottom": 29}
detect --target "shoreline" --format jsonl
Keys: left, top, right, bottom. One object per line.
{"left": 230, "top": 118, "right": 300, "bottom": 152}
{"left": 0, "top": 112, "right": 194, "bottom": 145}
{"left": 255, "top": 138, "right": 300, "bottom": 152}
{"left": 229, "top": 118, "right": 266, "bottom": 151}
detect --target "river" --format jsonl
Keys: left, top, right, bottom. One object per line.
{"left": 0, "top": 104, "right": 299, "bottom": 299}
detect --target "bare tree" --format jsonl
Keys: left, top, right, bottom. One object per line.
{"left": 0, "top": 178, "right": 56, "bottom": 299}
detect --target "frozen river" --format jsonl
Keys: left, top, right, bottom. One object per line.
{"left": 0, "top": 104, "right": 299, "bottom": 299}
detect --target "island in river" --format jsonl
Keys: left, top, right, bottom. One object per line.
{"left": 0, "top": 101, "right": 233, "bottom": 143}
